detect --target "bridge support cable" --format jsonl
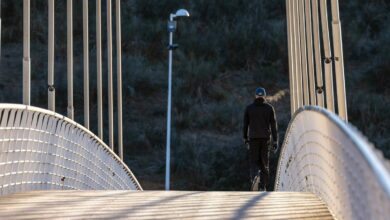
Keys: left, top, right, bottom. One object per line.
{"left": 286, "top": 0, "right": 296, "bottom": 114}
{"left": 107, "top": 0, "right": 114, "bottom": 150}
{"left": 297, "top": 0, "right": 310, "bottom": 106}
{"left": 48, "top": 0, "right": 55, "bottom": 111}
{"left": 311, "top": 0, "right": 325, "bottom": 107}
{"left": 67, "top": 0, "right": 74, "bottom": 120}
{"left": 319, "top": 0, "right": 335, "bottom": 113}
{"left": 275, "top": 106, "right": 390, "bottom": 220}
{"left": 23, "top": 0, "right": 31, "bottom": 105}
{"left": 0, "top": 0, "right": 2, "bottom": 60}
{"left": 288, "top": 0, "right": 297, "bottom": 112}
{"left": 298, "top": 0, "right": 310, "bottom": 106}
{"left": 304, "top": 0, "right": 316, "bottom": 106}
{"left": 292, "top": 0, "right": 303, "bottom": 109}
{"left": 96, "top": 0, "right": 103, "bottom": 140}
{"left": 330, "top": 0, "right": 348, "bottom": 122}
{"left": 290, "top": 0, "right": 299, "bottom": 112}
{"left": 83, "top": 0, "right": 90, "bottom": 129}
{"left": 286, "top": 0, "right": 347, "bottom": 118}
{"left": 17, "top": 0, "right": 126, "bottom": 162}
{"left": 116, "top": 0, "right": 123, "bottom": 159}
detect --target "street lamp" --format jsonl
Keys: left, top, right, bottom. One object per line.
{"left": 165, "top": 9, "right": 190, "bottom": 191}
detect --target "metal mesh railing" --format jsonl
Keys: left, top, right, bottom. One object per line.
{"left": 0, "top": 104, "right": 142, "bottom": 196}
{"left": 275, "top": 106, "right": 390, "bottom": 220}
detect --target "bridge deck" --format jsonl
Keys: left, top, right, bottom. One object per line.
{"left": 0, "top": 191, "right": 333, "bottom": 219}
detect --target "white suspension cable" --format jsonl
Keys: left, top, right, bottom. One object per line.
{"left": 311, "top": 0, "right": 325, "bottom": 107}
{"left": 319, "top": 0, "right": 335, "bottom": 112}
{"left": 48, "top": 0, "right": 55, "bottom": 111}
{"left": 107, "top": 0, "right": 114, "bottom": 149}
{"left": 0, "top": 0, "right": 2, "bottom": 60}
{"left": 330, "top": 0, "right": 348, "bottom": 122}
{"left": 83, "top": 0, "right": 90, "bottom": 129}
{"left": 298, "top": 0, "right": 309, "bottom": 106}
{"left": 116, "top": 0, "right": 123, "bottom": 159}
{"left": 96, "top": 0, "right": 103, "bottom": 140}
{"left": 23, "top": 0, "right": 31, "bottom": 105}
{"left": 67, "top": 0, "right": 74, "bottom": 119}
{"left": 286, "top": 0, "right": 296, "bottom": 114}
{"left": 292, "top": 0, "right": 302, "bottom": 109}
{"left": 305, "top": 0, "right": 316, "bottom": 106}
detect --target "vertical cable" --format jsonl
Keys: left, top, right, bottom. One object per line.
{"left": 48, "top": 0, "right": 55, "bottom": 111}
{"left": 294, "top": 0, "right": 303, "bottom": 109}
{"left": 23, "top": 0, "right": 31, "bottom": 105}
{"left": 116, "top": 0, "right": 123, "bottom": 159}
{"left": 67, "top": 0, "right": 74, "bottom": 119}
{"left": 0, "top": 0, "right": 2, "bottom": 60}
{"left": 291, "top": 0, "right": 299, "bottom": 111}
{"left": 330, "top": 0, "right": 348, "bottom": 121}
{"left": 298, "top": 0, "right": 309, "bottom": 106}
{"left": 96, "top": 0, "right": 103, "bottom": 139}
{"left": 305, "top": 0, "right": 316, "bottom": 106}
{"left": 311, "top": 0, "right": 325, "bottom": 107}
{"left": 319, "top": 0, "right": 335, "bottom": 112}
{"left": 286, "top": 0, "right": 295, "bottom": 114}
{"left": 107, "top": 0, "right": 114, "bottom": 149}
{"left": 83, "top": 0, "right": 89, "bottom": 128}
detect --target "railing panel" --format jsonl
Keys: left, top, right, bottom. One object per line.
{"left": 0, "top": 104, "right": 142, "bottom": 196}
{"left": 276, "top": 106, "right": 390, "bottom": 220}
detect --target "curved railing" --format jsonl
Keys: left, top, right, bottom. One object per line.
{"left": 275, "top": 106, "right": 390, "bottom": 220}
{"left": 0, "top": 104, "right": 142, "bottom": 195}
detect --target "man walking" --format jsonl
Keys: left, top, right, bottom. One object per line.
{"left": 243, "top": 87, "right": 278, "bottom": 191}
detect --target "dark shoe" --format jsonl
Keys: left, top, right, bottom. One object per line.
{"left": 258, "top": 185, "right": 266, "bottom": 191}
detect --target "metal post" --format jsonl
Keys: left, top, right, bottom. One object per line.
{"left": 286, "top": 0, "right": 295, "bottom": 114}
{"left": 48, "top": 0, "right": 55, "bottom": 111}
{"left": 298, "top": 0, "right": 309, "bottom": 106}
{"left": 165, "top": 15, "right": 174, "bottom": 191}
{"left": 96, "top": 0, "right": 103, "bottom": 139}
{"left": 319, "top": 0, "right": 335, "bottom": 112}
{"left": 107, "top": 0, "right": 114, "bottom": 149}
{"left": 67, "top": 0, "right": 74, "bottom": 119}
{"left": 83, "top": 0, "right": 89, "bottom": 129}
{"left": 293, "top": 0, "right": 302, "bottom": 109}
{"left": 311, "top": 0, "right": 325, "bottom": 107}
{"left": 23, "top": 0, "right": 31, "bottom": 105}
{"left": 330, "top": 0, "right": 348, "bottom": 121}
{"left": 116, "top": 0, "right": 123, "bottom": 160}
{"left": 305, "top": 0, "right": 316, "bottom": 106}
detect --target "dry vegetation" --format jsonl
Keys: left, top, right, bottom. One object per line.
{"left": 0, "top": 0, "right": 389, "bottom": 190}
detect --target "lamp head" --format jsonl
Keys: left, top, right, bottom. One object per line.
{"left": 170, "top": 9, "right": 190, "bottom": 20}
{"left": 175, "top": 9, "right": 190, "bottom": 17}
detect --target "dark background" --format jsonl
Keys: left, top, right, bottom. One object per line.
{"left": 0, "top": 0, "right": 389, "bottom": 190}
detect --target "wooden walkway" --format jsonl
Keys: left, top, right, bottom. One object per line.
{"left": 0, "top": 191, "right": 333, "bottom": 219}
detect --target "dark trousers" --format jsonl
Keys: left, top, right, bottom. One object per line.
{"left": 249, "top": 138, "right": 270, "bottom": 190}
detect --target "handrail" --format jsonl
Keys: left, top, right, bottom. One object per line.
{"left": 275, "top": 106, "right": 390, "bottom": 219}
{"left": 0, "top": 104, "right": 142, "bottom": 195}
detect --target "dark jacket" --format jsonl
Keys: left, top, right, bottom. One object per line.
{"left": 243, "top": 97, "right": 278, "bottom": 142}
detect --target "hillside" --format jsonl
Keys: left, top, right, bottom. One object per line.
{"left": 0, "top": 0, "right": 389, "bottom": 190}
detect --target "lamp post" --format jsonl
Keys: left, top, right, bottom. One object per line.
{"left": 165, "top": 9, "right": 190, "bottom": 191}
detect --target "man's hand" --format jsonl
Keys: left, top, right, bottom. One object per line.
{"left": 243, "top": 139, "right": 249, "bottom": 150}
{"left": 272, "top": 141, "right": 279, "bottom": 153}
